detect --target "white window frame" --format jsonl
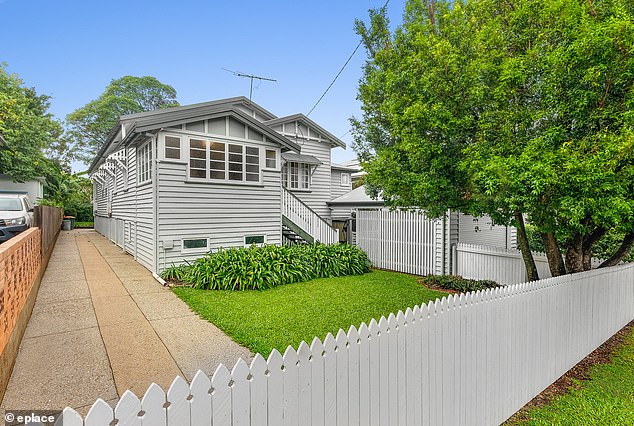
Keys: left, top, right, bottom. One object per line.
{"left": 137, "top": 141, "right": 152, "bottom": 184}
{"left": 164, "top": 135, "right": 182, "bottom": 160}
{"left": 181, "top": 237, "right": 210, "bottom": 254}
{"left": 187, "top": 137, "right": 262, "bottom": 184}
{"left": 282, "top": 162, "right": 311, "bottom": 190}
{"left": 265, "top": 149, "right": 277, "bottom": 170}
{"left": 244, "top": 234, "right": 267, "bottom": 247}
{"left": 341, "top": 173, "right": 350, "bottom": 186}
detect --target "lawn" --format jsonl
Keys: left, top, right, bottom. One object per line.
{"left": 173, "top": 269, "right": 446, "bottom": 358}
{"left": 516, "top": 325, "right": 634, "bottom": 425}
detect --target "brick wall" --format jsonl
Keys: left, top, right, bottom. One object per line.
{"left": 0, "top": 228, "right": 41, "bottom": 355}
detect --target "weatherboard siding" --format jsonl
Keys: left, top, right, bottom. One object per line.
{"left": 156, "top": 160, "right": 282, "bottom": 271}
{"left": 290, "top": 139, "right": 332, "bottom": 220}
{"left": 458, "top": 214, "right": 516, "bottom": 249}
{"left": 329, "top": 169, "right": 352, "bottom": 219}
{"left": 93, "top": 145, "right": 155, "bottom": 272}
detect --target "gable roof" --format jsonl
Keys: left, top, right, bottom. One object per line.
{"left": 120, "top": 96, "right": 277, "bottom": 121}
{"left": 89, "top": 97, "right": 297, "bottom": 173}
{"left": 331, "top": 162, "right": 360, "bottom": 173}
{"left": 264, "top": 114, "right": 346, "bottom": 149}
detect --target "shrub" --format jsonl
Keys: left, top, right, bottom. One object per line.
{"left": 160, "top": 243, "right": 372, "bottom": 290}
{"left": 421, "top": 275, "right": 500, "bottom": 293}
{"left": 161, "top": 263, "right": 191, "bottom": 282}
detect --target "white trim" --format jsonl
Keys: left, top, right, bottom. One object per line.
{"left": 244, "top": 234, "right": 267, "bottom": 247}
{"left": 137, "top": 140, "right": 152, "bottom": 184}
{"left": 162, "top": 134, "right": 182, "bottom": 161}
{"left": 186, "top": 136, "right": 262, "bottom": 184}
{"left": 181, "top": 237, "right": 210, "bottom": 254}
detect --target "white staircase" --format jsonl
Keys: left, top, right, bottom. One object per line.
{"left": 282, "top": 188, "right": 338, "bottom": 244}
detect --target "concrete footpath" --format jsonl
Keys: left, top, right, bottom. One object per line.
{"left": 1, "top": 230, "right": 251, "bottom": 415}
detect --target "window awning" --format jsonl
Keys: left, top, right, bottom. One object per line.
{"left": 281, "top": 152, "right": 322, "bottom": 166}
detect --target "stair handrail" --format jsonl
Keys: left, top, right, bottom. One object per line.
{"left": 282, "top": 188, "right": 338, "bottom": 244}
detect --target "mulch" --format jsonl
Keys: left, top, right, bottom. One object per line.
{"left": 506, "top": 320, "right": 634, "bottom": 424}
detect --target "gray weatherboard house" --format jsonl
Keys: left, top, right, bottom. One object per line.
{"left": 89, "top": 97, "right": 358, "bottom": 275}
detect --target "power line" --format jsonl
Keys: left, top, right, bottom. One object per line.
{"left": 306, "top": 0, "right": 390, "bottom": 117}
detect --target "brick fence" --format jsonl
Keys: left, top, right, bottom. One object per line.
{"left": 0, "top": 206, "right": 62, "bottom": 401}
{"left": 0, "top": 228, "right": 41, "bottom": 356}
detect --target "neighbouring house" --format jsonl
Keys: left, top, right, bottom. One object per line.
{"left": 0, "top": 174, "right": 45, "bottom": 205}
{"left": 89, "top": 97, "right": 356, "bottom": 274}
{"left": 328, "top": 184, "right": 517, "bottom": 274}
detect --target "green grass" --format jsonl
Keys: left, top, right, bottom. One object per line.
{"left": 173, "top": 269, "right": 446, "bottom": 358}
{"left": 516, "top": 325, "right": 634, "bottom": 425}
{"left": 74, "top": 221, "right": 94, "bottom": 228}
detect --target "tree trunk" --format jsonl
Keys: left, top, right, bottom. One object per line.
{"left": 541, "top": 232, "right": 567, "bottom": 276}
{"left": 599, "top": 232, "right": 634, "bottom": 268}
{"left": 565, "top": 235, "right": 584, "bottom": 274}
{"left": 581, "top": 227, "right": 606, "bottom": 271}
{"left": 514, "top": 211, "right": 539, "bottom": 281}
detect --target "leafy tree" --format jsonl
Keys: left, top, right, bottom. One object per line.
{"left": 0, "top": 64, "right": 63, "bottom": 182}
{"left": 66, "top": 76, "right": 179, "bottom": 162}
{"left": 353, "top": 0, "right": 634, "bottom": 278}
{"left": 42, "top": 167, "right": 94, "bottom": 221}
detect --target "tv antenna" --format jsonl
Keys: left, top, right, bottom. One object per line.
{"left": 222, "top": 68, "right": 277, "bottom": 102}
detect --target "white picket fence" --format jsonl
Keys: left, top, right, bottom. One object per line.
{"left": 357, "top": 209, "right": 439, "bottom": 275}
{"left": 455, "top": 243, "right": 604, "bottom": 285}
{"left": 46, "top": 263, "right": 634, "bottom": 426}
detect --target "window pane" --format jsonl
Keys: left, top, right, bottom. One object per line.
{"left": 229, "top": 144, "right": 242, "bottom": 153}
{"left": 246, "top": 146, "right": 259, "bottom": 156}
{"left": 190, "top": 159, "right": 206, "bottom": 169}
{"left": 210, "top": 141, "right": 225, "bottom": 152}
{"left": 184, "top": 238, "right": 208, "bottom": 249}
{"left": 190, "top": 139, "right": 205, "bottom": 150}
{"left": 165, "top": 136, "right": 180, "bottom": 148}
{"left": 290, "top": 162, "right": 298, "bottom": 188}
{"left": 282, "top": 164, "right": 288, "bottom": 188}
{"left": 229, "top": 153, "right": 242, "bottom": 163}
{"left": 246, "top": 164, "right": 259, "bottom": 173}
{"left": 229, "top": 172, "right": 242, "bottom": 181}
{"left": 229, "top": 162, "right": 243, "bottom": 172}
{"left": 190, "top": 168, "right": 206, "bottom": 178}
{"left": 246, "top": 173, "right": 259, "bottom": 182}
{"left": 301, "top": 164, "right": 310, "bottom": 189}
{"left": 210, "top": 161, "right": 225, "bottom": 170}
{"left": 265, "top": 150, "right": 276, "bottom": 169}
{"left": 245, "top": 235, "right": 265, "bottom": 245}
{"left": 210, "top": 150, "right": 225, "bottom": 161}
{"left": 210, "top": 170, "right": 225, "bottom": 179}
{"left": 165, "top": 147, "right": 180, "bottom": 159}
{"left": 190, "top": 148, "right": 205, "bottom": 159}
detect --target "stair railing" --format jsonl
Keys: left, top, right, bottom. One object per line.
{"left": 282, "top": 188, "right": 338, "bottom": 244}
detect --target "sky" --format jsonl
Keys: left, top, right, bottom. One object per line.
{"left": 1, "top": 0, "right": 407, "bottom": 171}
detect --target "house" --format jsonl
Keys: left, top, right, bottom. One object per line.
{"left": 89, "top": 97, "right": 355, "bottom": 275}
{"left": 328, "top": 185, "right": 517, "bottom": 264}
{"left": 0, "top": 174, "right": 45, "bottom": 205}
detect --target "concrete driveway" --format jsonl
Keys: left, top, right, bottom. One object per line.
{"left": 0, "top": 229, "right": 252, "bottom": 415}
